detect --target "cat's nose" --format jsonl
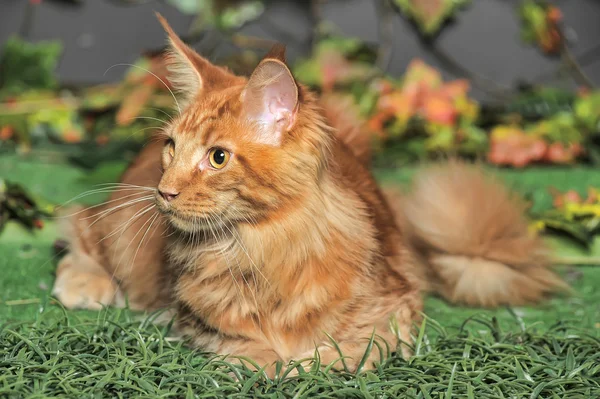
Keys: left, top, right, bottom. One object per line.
{"left": 158, "top": 189, "right": 179, "bottom": 202}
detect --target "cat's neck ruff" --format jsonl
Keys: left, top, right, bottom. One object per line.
{"left": 234, "top": 173, "right": 375, "bottom": 277}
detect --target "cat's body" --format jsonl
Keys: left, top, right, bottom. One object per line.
{"left": 52, "top": 15, "right": 566, "bottom": 375}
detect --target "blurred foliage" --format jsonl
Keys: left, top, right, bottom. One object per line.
{"left": 519, "top": 0, "right": 563, "bottom": 54}
{"left": 393, "top": 0, "right": 471, "bottom": 36}
{"left": 294, "top": 37, "right": 379, "bottom": 91}
{"left": 488, "top": 90, "right": 600, "bottom": 167}
{"left": 0, "top": 50, "right": 174, "bottom": 162}
{"left": 1, "top": 28, "right": 599, "bottom": 170}
{"left": 167, "top": 0, "right": 265, "bottom": 34}
{"left": 366, "top": 60, "right": 484, "bottom": 155}
{"left": 0, "top": 179, "right": 55, "bottom": 234}
{"left": 530, "top": 188, "right": 600, "bottom": 248}
{"left": 1, "top": 0, "right": 600, "bottom": 231}
{"left": 291, "top": 34, "right": 598, "bottom": 167}
{"left": 0, "top": 36, "right": 63, "bottom": 96}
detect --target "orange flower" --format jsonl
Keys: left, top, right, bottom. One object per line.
{"left": 0, "top": 126, "right": 14, "bottom": 141}
{"left": 63, "top": 129, "right": 82, "bottom": 143}
{"left": 423, "top": 94, "right": 457, "bottom": 126}
{"left": 547, "top": 6, "right": 562, "bottom": 23}
{"left": 95, "top": 134, "right": 110, "bottom": 146}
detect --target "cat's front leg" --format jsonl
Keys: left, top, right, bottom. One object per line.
{"left": 53, "top": 252, "right": 124, "bottom": 310}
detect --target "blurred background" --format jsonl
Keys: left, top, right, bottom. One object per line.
{"left": 1, "top": 0, "right": 600, "bottom": 246}
{"left": 1, "top": 0, "right": 600, "bottom": 96}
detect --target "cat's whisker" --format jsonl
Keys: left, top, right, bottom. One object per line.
{"left": 85, "top": 196, "right": 155, "bottom": 225}
{"left": 212, "top": 212, "right": 263, "bottom": 329}
{"left": 147, "top": 107, "right": 174, "bottom": 121}
{"left": 106, "top": 207, "right": 159, "bottom": 306}
{"left": 217, "top": 212, "right": 270, "bottom": 287}
{"left": 195, "top": 215, "right": 226, "bottom": 333}
{"left": 173, "top": 216, "right": 198, "bottom": 283}
{"left": 128, "top": 212, "right": 160, "bottom": 282}
{"left": 215, "top": 212, "right": 261, "bottom": 288}
{"left": 58, "top": 189, "right": 152, "bottom": 209}
{"left": 86, "top": 199, "right": 154, "bottom": 229}
{"left": 84, "top": 198, "right": 153, "bottom": 239}
{"left": 120, "top": 126, "right": 165, "bottom": 143}
{"left": 58, "top": 186, "right": 154, "bottom": 209}
{"left": 99, "top": 203, "right": 156, "bottom": 246}
{"left": 227, "top": 208, "right": 265, "bottom": 289}
{"left": 105, "top": 203, "right": 154, "bottom": 283}
{"left": 129, "top": 116, "right": 170, "bottom": 125}
{"left": 105, "top": 63, "right": 182, "bottom": 115}
{"left": 205, "top": 212, "right": 246, "bottom": 308}
{"left": 148, "top": 130, "right": 171, "bottom": 146}
{"left": 92, "top": 183, "right": 156, "bottom": 191}
{"left": 162, "top": 221, "right": 177, "bottom": 239}
{"left": 52, "top": 191, "right": 152, "bottom": 219}
{"left": 110, "top": 204, "right": 158, "bottom": 271}
{"left": 112, "top": 207, "right": 159, "bottom": 282}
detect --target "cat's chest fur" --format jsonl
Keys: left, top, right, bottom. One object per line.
{"left": 167, "top": 228, "right": 373, "bottom": 350}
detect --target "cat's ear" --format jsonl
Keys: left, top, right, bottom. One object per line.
{"left": 156, "top": 13, "right": 233, "bottom": 102}
{"left": 241, "top": 44, "right": 299, "bottom": 146}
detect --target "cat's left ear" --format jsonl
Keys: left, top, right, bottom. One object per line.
{"left": 156, "top": 13, "right": 235, "bottom": 102}
{"left": 242, "top": 44, "right": 299, "bottom": 146}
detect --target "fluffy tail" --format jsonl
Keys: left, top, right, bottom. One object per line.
{"left": 394, "top": 160, "right": 569, "bottom": 307}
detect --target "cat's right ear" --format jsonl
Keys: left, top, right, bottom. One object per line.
{"left": 241, "top": 44, "right": 299, "bottom": 146}
{"left": 156, "top": 13, "right": 231, "bottom": 102}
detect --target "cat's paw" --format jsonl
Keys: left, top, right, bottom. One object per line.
{"left": 52, "top": 254, "right": 123, "bottom": 310}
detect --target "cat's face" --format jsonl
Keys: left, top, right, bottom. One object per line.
{"left": 153, "top": 16, "right": 328, "bottom": 234}
{"left": 155, "top": 89, "right": 288, "bottom": 233}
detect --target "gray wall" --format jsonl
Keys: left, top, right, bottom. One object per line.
{"left": 1, "top": 0, "right": 599, "bottom": 101}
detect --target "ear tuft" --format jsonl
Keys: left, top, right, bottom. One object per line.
{"left": 156, "top": 13, "right": 203, "bottom": 101}
{"left": 264, "top": 43, "right": 287, "bottom": 64}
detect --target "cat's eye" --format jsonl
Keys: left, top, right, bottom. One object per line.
{"left": 167, "top": 140, "right": 175, "bottom": 158}
{"left": 208, "top": 148, "right": 230, "bottom": 169}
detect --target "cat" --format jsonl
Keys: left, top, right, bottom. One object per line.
{"left": 52, "top": 14, "right": 567, "bottom": 376}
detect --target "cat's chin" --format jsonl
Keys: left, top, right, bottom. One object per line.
{"left": 166, "top": 215, "right": 197, "bottom": 233}
{"left": 164, "top": 212, "right": 228, "bottom": 235}
{"left": 166, "top": 214, "right": 205, "bottom": 233}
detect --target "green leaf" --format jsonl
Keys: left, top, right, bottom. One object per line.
{"left": 534, "top": 213, "right": 592, "bottom": 247}
{"left": 173, "top": 0, "right": 265, "bottom": 33}
{"left": 393, "top": 0, "right": 471, "bottom": 36}
{"left": 166, "top": 0, "right": 203, "bottom": 15}
{"left": 217, "top": 1, "right": 265, "bottom": 30}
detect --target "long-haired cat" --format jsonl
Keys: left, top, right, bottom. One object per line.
{"left": 52, "top": 14, "right": 567, "bottom": 375}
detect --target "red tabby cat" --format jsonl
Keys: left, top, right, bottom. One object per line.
{"left": 52, "top": 14, "right": 567, "bottom": 375}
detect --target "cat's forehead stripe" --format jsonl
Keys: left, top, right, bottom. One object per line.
{"left": 177, "top": 100, "right": 231, "bottom": 136}
{"left": 200, "top": 126, "right": 216, "bottom": 146}
{"left": 178, "top": 113, "right": 215, "bottom": 134}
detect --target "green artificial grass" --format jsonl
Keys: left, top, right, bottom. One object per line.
{"left": 1, "top": 309, "right": 599, "bottom": 398}
{"left": 1, "top": 153, "right": 600, "bottom": 397}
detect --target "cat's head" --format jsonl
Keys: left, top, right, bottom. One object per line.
{"left": 154, "top": 14, "right": 330, "bottom": 233}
